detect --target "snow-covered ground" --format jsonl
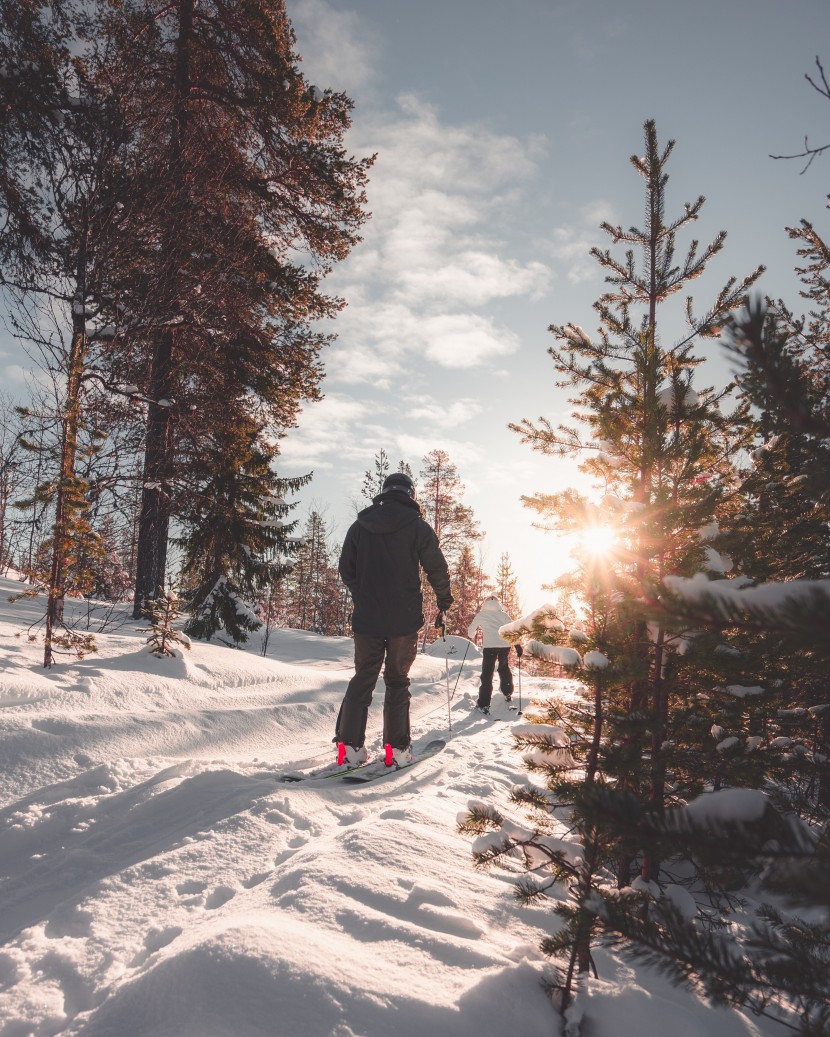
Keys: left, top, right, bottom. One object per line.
{"left": 0, "top": 577, "right": 771, "bottom": 1037}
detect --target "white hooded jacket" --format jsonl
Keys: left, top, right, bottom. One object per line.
{"left": 468, "top": 596, "right": 513, "bottom": 648}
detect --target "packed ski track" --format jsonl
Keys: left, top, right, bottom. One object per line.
{"left": 0, "top": 578, "right": 771, "bottom": 1037}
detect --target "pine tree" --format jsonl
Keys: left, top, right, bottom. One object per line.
{"left": 608, "top": 197, "right": 830, "bottom": 1033}
{"left": 494, "top": 551, "right": 521, "bottom": 617}
{"left": 418, "top": 449, "right": 481, "bottom": 566}
{"left": 0, "top": 394, "right": 27, "bottom": 573}
{"left": 417, "top": 448, "right": 481, "bottom": 642}
{"left": 8, "top": 393, "right": 52, "bottom": 580}
{"left": 360, "top": 450, "right": 414, "bottom": 502}
{"left": 283, "top": 510, "right": 337, "bottom": 634}
{"left": 449, "top": 544, "right": 490, "bottom": 636}
{"left": 139, "top": 586, "right": 191, "bottom": 657}
{"left": 503, "top": 120, "right": 765, "bottom": 992}
{"left": 115, "top": 0, "right": 372, "bottom": 617}
{"left": 178, "top": 405, "right": 308, "bottom": 645}
{"left": 360, "top": 449, "right": 390, "bottom": 501}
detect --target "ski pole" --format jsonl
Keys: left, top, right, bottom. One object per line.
{"left": 516, "top": 642, "right": 524, "bottom": 716}
{"left": 435, "top": 612, "right": 452, "bottom": 733}
{"left": 451, "top": 639, "right": 471, "bottom": 699}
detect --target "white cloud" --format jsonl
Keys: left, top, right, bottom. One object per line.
{"left": 327, "top": 302, "right": 520, "bottom": 382}
{"left": 281, "top": 389, "right": 489, "bottom": 479}
{"left": 1, "top": 364, "right": 32, "bottom": 386}
{"left": 321, "top": 95, "right": 551, "bottom": 380}
{"left": 581, "top": 200, "right": 616, "bottom": 225}
{"left": 358, "top": 99, "right": 550, "bottom": 307}
{"left": 287, "top": 0, "right": 377, "bottom": 96}
{"left": 421, "top": 313, "right": 519, "bottom": 368}
{"left": 398, "top": 252, "right": 550, "bottom": 308}
{"left": 279, "top": 394, "right": 372, "bottom": 469}
{"left": 326, "top": 340, "right": 406, "bottom": 388}
{"left": 396, "top": 433, "right": 482, "bottom": 472}
{"left": 407, "top": 398, "right": 482, "bottom": 428}
{"left": 547, "top": 199, "right": 617, "bottom": 285}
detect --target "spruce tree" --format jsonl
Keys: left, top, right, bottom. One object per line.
{"left": 494, "top": 551, "right": 521, "bottom": 617}
{"left": 139, "top": 586, "right": 191, "bottom": 657}
{"left": 450, "top": 543, "right": 491, "bottom": 637}
{"left": 178, "top": 405, "right": 308, "bottom": 645}
{"left": 113, "top": 0, "right": 372, "bottom": 617}
{"left": 724, "top": 211, "right": 830, "bottom": 585}
{"left": 714, "top": 212, "right": 830, "bottom": 814}
{"left": 418, "top": 449, "right": 481, "bottom": 641}
{"left": 283, "top": 510, "right": 338, "bottom": 633}
{"left": 360, "top": 450, "right": 414, "bottom": 502}
{"left": 502, "top": 120, "right": 764, "bottom": 996}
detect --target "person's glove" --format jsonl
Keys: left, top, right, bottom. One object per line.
{"left": 437, "top": 598, "right": 453, "bottom": 613}
{"left": 515, "top": 643, "right": 524, "bottom": 658}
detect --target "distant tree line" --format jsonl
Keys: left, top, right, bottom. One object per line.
{"left": 256, "top": 447, "right": 522, "bottom": 646}
{"left": 0, "top": 378, "right": 520, "bottom": 648}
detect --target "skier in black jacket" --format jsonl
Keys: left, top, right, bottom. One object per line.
{"left": 335, "top": 471, "right": 453, "bottom": 769}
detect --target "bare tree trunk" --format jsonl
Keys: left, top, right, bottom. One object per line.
{"left": 642, "top": 626, "right": 667, "bottom": 882}
{"left": 133, "top": 328, "right": 174, "bottom": 616}
{"left": 133, "top": 0, "right": 194, "bottom": 617}
{"left": 45, "top": 308, "right": 86, "bottom": 666}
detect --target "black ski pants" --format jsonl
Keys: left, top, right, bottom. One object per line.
{"left": 476, "top": 647, "right": 514, "bottom": 708}
{"left": 336, "top": 631, "right": 419, "bottom": 750}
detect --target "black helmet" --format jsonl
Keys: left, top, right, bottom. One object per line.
{"left": 382, "top": 472, "right": 416, "bottom": 498}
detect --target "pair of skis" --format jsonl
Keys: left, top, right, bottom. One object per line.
{"left": 280, "top": 739, "right": 446, "bottom": 785}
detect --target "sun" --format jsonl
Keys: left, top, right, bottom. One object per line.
{"left": 577, "top": 524, "right": 617, "bottom": 557}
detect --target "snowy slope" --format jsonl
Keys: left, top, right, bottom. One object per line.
{"left": 0, "top": 578, "right": 769, "bottom": 1037}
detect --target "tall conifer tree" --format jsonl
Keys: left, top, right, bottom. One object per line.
{"left": 503, "top": 120, "right": 764, "bottom": 994}
{"left": 113, "top": 0, "right": 372, "bottom": 616}
{"left": 177, "top": 403, "right": 308, "bottom": 644}
{"left": 494, "top": 551, "right": 521, "bottom": 617}
{"left": 418, "top": 449, "right": 481, "bottom": 640}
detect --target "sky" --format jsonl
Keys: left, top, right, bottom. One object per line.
{"left": 274, "top": 0, "right": 830, "bottom": 607}
{"left": 1, "top": 0, "right": 828, "bottom": 611}
{"left": 0, "top": 576, "right": 787, "bottom": 1036}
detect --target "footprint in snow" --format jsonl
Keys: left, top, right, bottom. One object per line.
{"left": 175, "top": 879, "right": 206, "bottom": 896}
{"left": 129, "top": 925, "right": 183, "bottom": 967}
{"left": 414, "top": 903, "right": 485, "bottom": 940}
{"left": 204, "top": 885, "right": 236, "bottom": 910}
{"left": 242, "top": 872, "right": 271, "bottom": 889}
{"left": 44, "top": 906, "right": 94, "bottom": 940}
{"left": 337, "top": 808, "right": 365, "bottom": 825}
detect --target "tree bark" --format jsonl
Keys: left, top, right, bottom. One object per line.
{"left": 132, "top": 0, "right": 193, "bottom": 617}
{"left": 45, "top": 307, "right": 86, "bottom": 665}
{"left": 133, "top": 329, "right": 174, "bottom": 616}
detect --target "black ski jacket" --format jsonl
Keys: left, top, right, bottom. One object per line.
{"left": 338, "top": 489, "right": 453, "bottom": 636}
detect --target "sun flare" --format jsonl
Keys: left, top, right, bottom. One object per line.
{"left": 577, "top": 524, "right": 617, "bottom": 557}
